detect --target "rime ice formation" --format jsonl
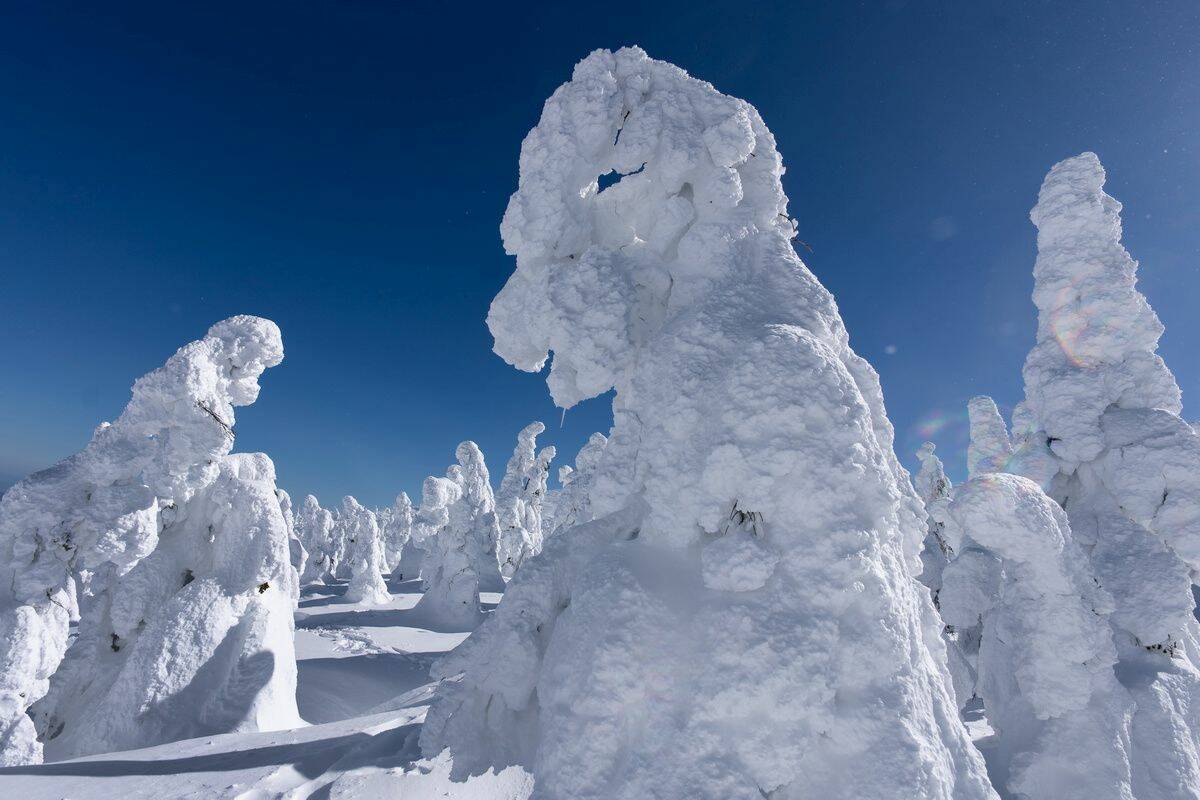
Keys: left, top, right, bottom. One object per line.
{"left": 340, "top": 496, "right": 389, "bottom": 606}
{"left": 383, "top": 492, "right": 414, "bottom": 575}
{"left": 0, "top": 316, "right": 286, "bottom": 765}
{"left": 297, "top": 495, "right": 337, "bottom": 584}
{"left": 452, "top": 442, "right": 506, "bottom": 593}
{"left": 35, "top": 452, "right": 303, "bottom": 760}
{"left": 1007, "top": 152, "right": 1200, "bottom": 798}
{"left": 940, "top": 473, "right": 1131, "bottom": 800}
{"left": 277, "top": 488, "right": 307, "bottom": 603}
{"left": 495, "top": 422, "right": 555, "bottom": 577}
{"left": 915, "top": 441, "right": 954, "bottom": 598}
{"left": 966, "top": 396, "right": 1013, "bottom": 478}
{"left": 421, "top": 47, "right": 995, "bottom": 800}
{"left": 412, "top": 474, "right": 480, "bottom": 628}
{"left": 542, "top": 432, "right": 608, "bottom": 539}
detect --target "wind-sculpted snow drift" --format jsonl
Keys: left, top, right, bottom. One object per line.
{"left": 421, "top": 47, "right": 995, "bottom": 799}
{"left": 0, "top": 316, "right": 296, "bottom": 766}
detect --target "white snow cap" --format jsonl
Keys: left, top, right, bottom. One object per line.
{"left": 424, "top": 47, "right": 995, "bottom": 800}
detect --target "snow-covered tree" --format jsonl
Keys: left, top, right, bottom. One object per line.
{"left": 0, "top": 316, "right": 287, "bottom": 765}
{"left": 277, "top": 488, "right": 306, "bottom": 603}
{"left": 420, "top": 48, "right": 995, "bottom": 799}
{"left": 340, "top": 496, "right": 389, "bottom": 606}
{"left": 382, "top": 491, "right": 413, "bottom": 574}
{"left": 1006, "top": 152, "right": 1200, "bottom": 796}
{"left": 542, "top": 432, "right": 608, "bottom": 539}
{"left": 495, "top": 422, "right": 556, "bottom": 577}
{"left": 297, "top": 494, "right": 337, "bottom": 585}
{"left": 411, "top": 473, "right": 479, "bottom": 627}
{"left": 33, "top": 452, "right": 303, "bottom": 760}
{"left": 452, "top": 442, "right": 505, "bottom": 592}
{"left": 939, "top": 473, "right": 1130, "bottom": 799}
{"left": 966, "top": 396, "right": 1013, "bottom": 478}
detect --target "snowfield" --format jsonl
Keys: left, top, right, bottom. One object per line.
{"left": 0, "top": 579, "right": 530, "bottom": 800}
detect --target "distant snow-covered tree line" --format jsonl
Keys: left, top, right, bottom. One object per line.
{"left": 2, "top": 45, "right": 1199, "bottom": 800}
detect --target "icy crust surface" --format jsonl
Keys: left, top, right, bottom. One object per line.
{"left": 0, "top": 316, "right": 283, "bottom": 766}
{"left": 941, "top": 474, "right": 1132, "bottom": 800}
{"left": 426, "top": 47, "right": 994, "bottom": 799}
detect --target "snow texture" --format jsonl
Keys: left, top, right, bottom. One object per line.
{"left": 0, "top": 316, "right": 286, "bottom": 765}
{"left": 340, "top": 497, "right": 390, "bottom": 606}
{"left": 423, "top": 47, "right": 995, "bottom": 800}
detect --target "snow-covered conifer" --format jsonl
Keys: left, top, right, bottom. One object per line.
{"left": 33, "top": 452, "right": 303, "bottom": 760}
{"left": 412, "top": 473, "right": 480, "bottom": 627}
{"left": 1006, "top": 153, "right": 1200, "bottom": 796}
{"left": 966, "top": 396, "right": 1013, "bottom": 478}
{"left": 542, "top": 432, "right": 608, "bottom": 539}
{"left": 297, "top": 494, "right": 337, "bottom": 584}
{"left": 451, "top": 442, "right": 505, "bottom": 592}
{"left": 277, "top": 488, "right": 306, "bottom": 603}
{"left": 340, "top": 496, "right": 389, "bottom": 606}
{"left": 495, "top": 422, "right": 555, "bottom": 577}
{"left": 0, "top": 316, "right": 286, "bottom": 765}
{"left": 940, "top": 473, "right": 1131, "bottom": 799}
{"left": 383, "top": 491, "right": 414, "bottom": 575}
{"left": 420, "top": 48, "right": 995, "bottom": 799}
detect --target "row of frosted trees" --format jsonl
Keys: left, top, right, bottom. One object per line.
{"left": 0, "top": 313, "right": 601, "bottom": 767}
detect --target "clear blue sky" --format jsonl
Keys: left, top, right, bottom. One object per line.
{"left": 2, "top": 1, "right": 1197, "bottom": 508}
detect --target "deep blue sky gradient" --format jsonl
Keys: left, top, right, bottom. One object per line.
{"left": 2, "top": 1, "right": 1198, "bottom": 507}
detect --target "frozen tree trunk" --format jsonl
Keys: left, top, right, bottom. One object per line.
{"left": 34, "top": 453, "right": 303, "bottom": 760}
{"left": 0, "top": 316, "right": 285, "bottom": 765}
{"left": 966, "top": 396, "right": 1013, "bottom": 478}
{"left": 297, "top": 495, "right": 337, "bottom": 585}
{"left": 420, "top": 47, "right": 995, "bottom": 800}
{"left": 412, "top": 474, "right": 480, "bottom": 628}
{"left": 496, "top": 422, "right": 556, "bottom": 578}
{"left": 1005, "top": 153, "right": 1200, "bottom": 798}
{"left": 542, "top": 432, "right": 608, "bottom": 540}
{"left": 382, "top": 492, "right": 413, "bottom": 574}
{"left": 939, "top": 473, "right": 1131, "bottom": 800}
{"left": 341, "top": 496, "right": 389, "bottom": 606}
{"left": 277, "top": 488, "right": 306, "bottom": 605}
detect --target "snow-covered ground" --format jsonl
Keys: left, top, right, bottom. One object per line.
{"left": 0, "top": 578, "right": 530, "bottom": 800}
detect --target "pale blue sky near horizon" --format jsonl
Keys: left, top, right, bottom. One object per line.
{"left": 1, "top": 1, "right": 1198, "bottom": 507}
